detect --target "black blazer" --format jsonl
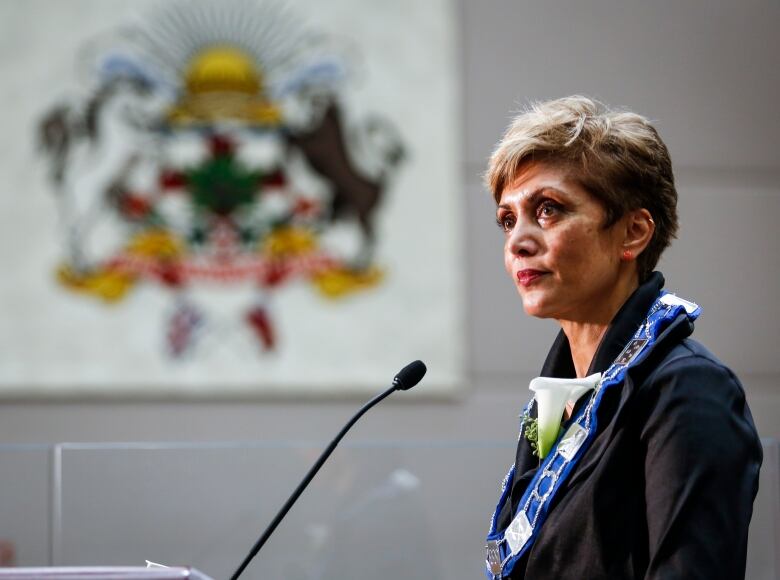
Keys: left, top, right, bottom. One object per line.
{"left": 494, "top": 273, "right": 763, "bottom": 579}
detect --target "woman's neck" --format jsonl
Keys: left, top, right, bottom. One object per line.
{"left": 558, "top": 273, "right": 640, "bottom": 378}
{"left": 559, "top": 321, "right": 610, "bottom": 378}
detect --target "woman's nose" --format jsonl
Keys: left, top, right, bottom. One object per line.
{"left": 507, "top": 220, "right": 539, "bottom": 257}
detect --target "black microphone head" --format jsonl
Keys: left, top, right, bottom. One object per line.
{"left": 392, "top": 360, "right": 427, "bottom": 391}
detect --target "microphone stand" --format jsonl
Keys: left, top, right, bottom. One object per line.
{"left": 229, "top": 384, "right": 398, "bottom": 580}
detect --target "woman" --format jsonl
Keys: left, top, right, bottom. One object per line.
{"left": 484, "top": 96, "right": 762, "bottom": 580}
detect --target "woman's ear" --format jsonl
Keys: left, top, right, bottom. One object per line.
{"left": 622, "top": 208, "right": 655, "bottom": 258}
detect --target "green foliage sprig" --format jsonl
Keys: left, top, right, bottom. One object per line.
{"left": 521, "top": 412, "right": 541, "bottom": 458}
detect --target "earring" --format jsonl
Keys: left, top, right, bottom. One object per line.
{"left": 622, "top": 249, "right": 633, "bottom": 261}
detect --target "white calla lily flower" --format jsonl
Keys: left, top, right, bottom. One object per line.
{"left": 529, "top": 373, "right": 601, "bottom": 458}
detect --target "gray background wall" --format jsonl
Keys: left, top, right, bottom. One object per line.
{"left": 1, "top": 0, "right": 778, "bottom": 444}
{"left": 0, "top": 0, "right": 779, "bottom": 577}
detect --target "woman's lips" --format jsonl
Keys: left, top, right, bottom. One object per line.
{"left": 517, "top": 269, "right": 548, "bottom": 287}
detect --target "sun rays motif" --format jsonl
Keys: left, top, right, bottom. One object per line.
{"left": 79, "top": 0, "right": 349, "bottom": 109}
{"left": 38, "top": 0, "right": 405, "bottom": 360}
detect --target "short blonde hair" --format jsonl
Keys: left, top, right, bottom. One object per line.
{"left": 486, "top": 95, "right": 678, "bottom": 280}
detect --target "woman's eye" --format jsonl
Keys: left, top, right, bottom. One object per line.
{"left": 537, "top": 201, "right": 562, "bottom": 220}
{"left": 496, "top": 214, "right": 515, "bottom": 232}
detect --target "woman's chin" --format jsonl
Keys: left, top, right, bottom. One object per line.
{"left": 520, "top": 296, "right": 557, "bottom": 319}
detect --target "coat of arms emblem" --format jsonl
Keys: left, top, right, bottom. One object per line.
{"left": 38, "top": 0, "right": 405, "bottom": 358}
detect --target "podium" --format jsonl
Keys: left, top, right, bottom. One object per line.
{"left": 0, "top": 568, "right": 213, "bottom": 579}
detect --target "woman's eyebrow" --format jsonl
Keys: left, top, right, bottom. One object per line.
{"left": 498, "top": 186, "right": 556, "bottom": 210}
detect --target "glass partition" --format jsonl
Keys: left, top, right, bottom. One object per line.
{"left": 55, "top": 442, "right": 510, "bottom": 580}
{"left": 0, "top": 445, "right": 51, "bottom": 567}
{"left": 748, "top": 439, "right": 780, "bottom": 580}
{"left": 0, "top": 440, "right": 777, "bottom": 579}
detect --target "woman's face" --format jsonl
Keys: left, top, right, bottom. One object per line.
{"left": 497, "top": 161, "right": 629, "bottom": 323}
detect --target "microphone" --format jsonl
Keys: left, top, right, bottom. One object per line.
{"left": 392, "top": 359, "right": 427, "bottom": 390}
{"left": 229, "top": 360, "right": 427, "bottom": 580}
